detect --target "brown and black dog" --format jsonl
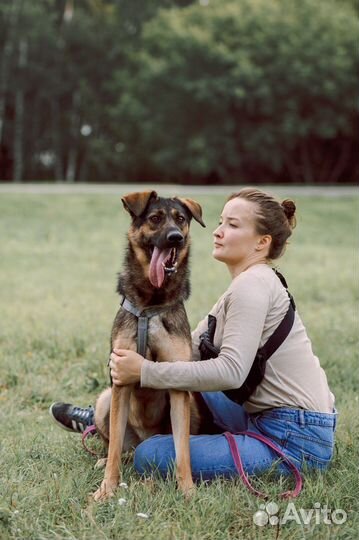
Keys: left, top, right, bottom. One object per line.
{"left": 92, "top": 190, "right": 214, "bottom": 501}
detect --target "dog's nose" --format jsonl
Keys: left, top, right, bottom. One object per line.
{"left": 167, "top": 230, "right": 184, "bottom": 245}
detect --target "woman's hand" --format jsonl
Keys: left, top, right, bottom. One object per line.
{"left": 109, "top": 348, "right": 144, "bottom": 386}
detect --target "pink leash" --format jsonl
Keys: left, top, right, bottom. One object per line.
{"left": 81, "top": 425, "right": 99, "bottom": 456}
{"left": 224, "top": 430, "right": 303, "bottom": 499}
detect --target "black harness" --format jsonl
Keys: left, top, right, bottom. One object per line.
{"left": 198, "top": 269, "right": 296, "bottom": 405}
{"left": 120, "top": 297, "right": 171, "bottom": 357}
{"left": 108, "top": 297, "right": 171, "bottom": 385}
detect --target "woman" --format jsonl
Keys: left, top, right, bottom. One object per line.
{"left": 50, "top": 188, "right": 337, "bottom": 484}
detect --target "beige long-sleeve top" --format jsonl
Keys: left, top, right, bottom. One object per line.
{"left": 141, "top": 263, "right": 335, "bottom": 414}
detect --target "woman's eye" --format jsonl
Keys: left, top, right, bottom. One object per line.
{"left": 150, "top": 215, "right": 161, "bottom": 224}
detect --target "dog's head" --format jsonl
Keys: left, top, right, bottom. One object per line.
{"left": 121, "top": 190, "right": 205, "bottom": 288}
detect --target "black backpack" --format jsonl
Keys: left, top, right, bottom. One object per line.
{"left": 198, "top": 269, "right": 296, "bottom": 405}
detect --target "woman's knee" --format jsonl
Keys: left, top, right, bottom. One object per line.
{"left": 134, "top": 435, "right": 175, "bottom": 475}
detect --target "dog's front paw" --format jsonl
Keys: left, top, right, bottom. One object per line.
{"left": 178, "top": 479, "right": 196, "bottom": 499}
{"left": 92, "top": 478, "right": 118, "bottom": 501}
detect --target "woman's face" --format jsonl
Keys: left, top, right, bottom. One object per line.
{"left": 212, "top": 197, "right": 267, "bottom": 266}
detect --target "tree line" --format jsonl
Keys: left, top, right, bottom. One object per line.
{"left": 0, "top": 0, "right": 357, "bottom": 184}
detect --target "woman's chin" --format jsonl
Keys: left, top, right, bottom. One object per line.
{"left": 212, "top": 249, "right": 225, "bottom": 262}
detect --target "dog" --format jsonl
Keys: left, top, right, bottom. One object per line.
{"left": 92, "top": 190, "right": 214, "bottom": 501}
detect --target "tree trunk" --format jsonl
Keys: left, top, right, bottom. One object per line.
{"left": 0, "top": 42, "right": 13, "bottom": 146}
{"left": 328, "top": 140, "right": 351, "bottom": 183}
{"left": 52, "top": 100, "right": 64, "bottom": 181}
{"left": 13, "top": 39, "right": 28, "bottom": 182}
{"left": 283, "top": 154, "right": 301, "bottom": 183}
{"left": 0, "top": 0, "right": 21, "bottom": 147}
{"left": 64, "top": 0, "right": 74, "bottom": 23}
{"left": 78, "top": 153, "right": 89, "bottom": 182}
{"left": 65, "top": 90, "right": 81, "bottom": 183}
{"left": 28, "top": 96, "right": 39, "bottom": 179}
{"left": 299, "top": 140, "right": 314, "bottom": 184}
{"left": 66, "top": 146, "right": 77, "bottom": 182}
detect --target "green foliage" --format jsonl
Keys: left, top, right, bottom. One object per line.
{"left": 0, "top": 0, "right": 358, "bottom": 183}
{"left": 0, "top": 0, "right": 193, "bottom": 182}
{"left": 0, "top": 190, "right": 358, "bottom": 538}
{"left": 112, "top": 0, "right": 358, "bottom": 183}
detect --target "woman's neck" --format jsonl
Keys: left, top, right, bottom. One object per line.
{"left": 227, "top": 256, "right": 269, "bottom": 280}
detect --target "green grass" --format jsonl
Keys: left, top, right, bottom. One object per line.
{"left": 0, "top": 192, "right": 358, "bottom": 539}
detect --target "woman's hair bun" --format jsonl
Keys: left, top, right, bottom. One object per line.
{"left": 281, "top": 199, "right": 296, "bottom": 226}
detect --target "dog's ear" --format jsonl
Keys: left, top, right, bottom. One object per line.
{"left": 176, "top": 197, "right": 206, "bottom": 227}
{"left": 121, "top": 191, "right": 158, "bottom": 218}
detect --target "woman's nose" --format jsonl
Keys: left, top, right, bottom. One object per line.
{"left": 213, "top": 225, "right": 223, "bottom": 237}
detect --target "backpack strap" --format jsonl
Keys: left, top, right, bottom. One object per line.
{"left": 198, "top": 314, "right": 219, "bottom": 360}
{"left": 273, "top": 268, "right": 296, "bottom": 311}
{"left": 256, "top": 291, "right": 295, "bottom": 361}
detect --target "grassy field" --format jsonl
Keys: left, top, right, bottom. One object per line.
{"left": 0, "top": 191, "right": 358, "bottom": 540}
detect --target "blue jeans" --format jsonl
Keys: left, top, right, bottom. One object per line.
{"left": 134, "top": 392, "right": 337, "bottom": 480}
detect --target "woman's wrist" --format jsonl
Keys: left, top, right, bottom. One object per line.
{"left": 138, "top": 356, "right": 145, "bottom": 381}
{"left": 140, "top": 357, "right": 154, "bottom": 387}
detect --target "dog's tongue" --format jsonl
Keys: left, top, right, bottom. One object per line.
{"left": 149, "top": 247, "right": 172, "bottom": 288}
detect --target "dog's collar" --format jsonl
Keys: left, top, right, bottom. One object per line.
{"left": 120, "top": 297, "right": 172, "bottom": 357}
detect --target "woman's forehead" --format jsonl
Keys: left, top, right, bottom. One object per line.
{"left": 222, "top": 197, "right": 257, "bottom": 218}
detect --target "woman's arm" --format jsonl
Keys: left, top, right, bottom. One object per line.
{"left": 109, "top": 311, "right": 210, "bottom": 385}
{"left": 110, "top": 272, "right": 271, "bottom": 392}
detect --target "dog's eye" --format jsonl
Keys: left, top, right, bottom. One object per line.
{"left": 177, "top": 216, "right": 185, "bottom": 224}
{"left": 149, "top": 215, "right": 161, "bottom": 224}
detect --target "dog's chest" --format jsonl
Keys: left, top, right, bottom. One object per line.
{"left": 128, "top": 387, "right": 171, "bottom": 439}
{"left": 112, "top": 313, "right": 175, "bottom": 359}
{"left": 146, "top": 316, "right": 172, "bottom": 354}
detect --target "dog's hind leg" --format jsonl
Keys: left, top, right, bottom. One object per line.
{"left": 94, "top": 386, "right": 140, "bottom": 452}
{"left": 94, "top": 387, "right": 111, "bottom": 443}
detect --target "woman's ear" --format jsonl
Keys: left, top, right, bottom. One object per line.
{"left": 256, "top": 235, "right": 272, "bottom": 252}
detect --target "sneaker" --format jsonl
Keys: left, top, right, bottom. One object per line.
{"left": 49, "top": 402, "right": 95, "bottom": 433}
